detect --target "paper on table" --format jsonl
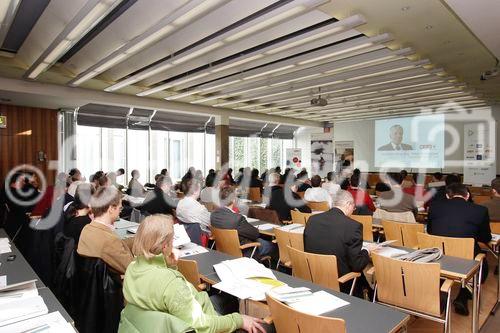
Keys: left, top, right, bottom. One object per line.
{"left": 287, "top": 290, "right": 349, "bottom": 316}
{"left": 278, "top": 224, "right": 304, "bottom": 232}
{"left": 0, "top": 311, "right": 76, "bottom": 333}
{"left": 246, "top": 217, "right": 259, "bottom": 223}
{"left": 114, "top": 219, "right": 139, "bottom": 229}
{"left": 220, "top": 257, "right": 276, "bottom": 280}
{"left": 0, "top": 276, "right": 6, "bottom": 288}
{"left": 178, "top": 243, "right": 209, "bottom": 258}
{"left": 492, "top": 234, "right": 500, "bottom": 242}
{"left": 374, "top": 247, "right": 409, "bottom": 258}
{"left": 173, "top": 224, "right": 191, "bottom": 248}
{"left": 0, "top": 238, "right": 11, "bottom": 254}
{"left": 0, "top": 280, "right": 38, "bottom": 306}
{"left": 0, "top": 295, "right": 48, "bottom": 327}
{"left": 256, "top": 223, "right": 276, "bottom": 231}
{"left": 127, "top": 226, "right": 139, "bottom": 234}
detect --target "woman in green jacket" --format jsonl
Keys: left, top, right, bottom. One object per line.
{"left": 122, "top": 214, "right": 266, "bottom": 333}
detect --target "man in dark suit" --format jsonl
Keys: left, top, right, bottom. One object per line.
{"left": 377, "top": 124, "right": 413, "bottom": 151}
{"left": 141, "top": 175, "right": 177, "bottom": 215}
{"left": 304, "top": 190, "right": 370, "bottom": 295}
{"left": 211, "top": 187, "right": 275, "bottom": 259}
{"left": 265, "top": 173, "right": 311, "bottom": 221}
{"left": 427, "top": 182, "right": 491, "bottom": 316}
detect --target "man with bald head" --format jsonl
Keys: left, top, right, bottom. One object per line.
{"left": 304, "top": 190, "right": 370, "bottom": 295}
{"left": 378, "top": 124, "right": 413, "bottom": 151}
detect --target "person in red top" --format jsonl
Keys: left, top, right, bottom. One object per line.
{"left": 348, "top": 174, "right": 376, "bottom": 213}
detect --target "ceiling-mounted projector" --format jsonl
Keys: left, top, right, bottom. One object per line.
{"left": 310, "top": 97, "right": 328, "bottom": 107}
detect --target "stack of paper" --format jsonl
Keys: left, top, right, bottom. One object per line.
{"left": 363, "top": 241, "right": 408, "bottom": 258}
{"left": 287, "top": 291, "right": 350, "bottom": 316}
{"left": 256, "top": 223, "right": 276, "bottom": 231}
{"left": 278, "top": 224, "right": 304, "bottom": 233}
{"left": 0, "top": 238, "right": 11, "bottom": 254}
{"left": 0, "top": 311, "right": 75, "bottom": 332}
{"left": 267, "top": 285, "right": 312, "bottom": 303}
{"left": 246, "top": 217, "right": 259, "bottom": 223}
{"left": 115, "top": 219, "right": 139, "bottom": 229}
{"left": 0, "top": 280, "right": 48, "bottom": 327}
{"left": 213, "top": 258, "right": 278, "bottom": 301}
{"left": 178, "top": 242, "right": 209, "bottom": 257}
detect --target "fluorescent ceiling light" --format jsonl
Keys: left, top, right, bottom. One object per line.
{"left": 298, "top": 42, "right": 373, "bottom": 65}
{"left": 243, "top": 65, "right": 295, "bottom": 80}
{"left": 164, "top": 90, "right": 202, "bottom": 100}
{"left": 125, "top": 25, "right": 175, "bottom": 54}
{"left": 94, "top": 53, "right": 128, "bottom": 73}
{"left": 365, "top": 74, "right": 430, "bottom": 86}
{"left": 191, "top": 94, "right": 231, "bottom": 104}
{"left": 71, "top": 71, "right": 99, "bottom": 85}
{"left": 172, "top": 41, "right": 224, "bottom": 65}
{"left": 265, "top": 27, "right": 345, "bottom": 55}
{"left": 66, "top": 3, "right": 108, "bottom": 40}
{"left": 27, "top": 63, "right": 48, "bottom": 79}
{"left": 171, "top": 0, "right": 223, "bottom": 26}
{"left": 200, "top": 79, "right": 242, "bottom": 92}
{"left": 211, "top": 54, "right": 264, "bottom": 73}
{"left": 44, "top": 39, "right": 72, "bottom": 63}
{"left": 224, "top": 6, "right": 307, "bottom": 42}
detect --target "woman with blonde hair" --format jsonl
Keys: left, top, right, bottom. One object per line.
{"left": 123, "top": 214, "right": 266, "bottom": 333}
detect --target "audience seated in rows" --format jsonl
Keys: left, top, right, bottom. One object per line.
{"left": 210, "top": 187, "right": 275, "bottom": 259}
{"left": 304, "top": 175, "right": 331, "bottom": 205}
{"left": 322, "top": 171, "right": 340, "bottom": 196}
{"left": 122, "top": 215, "right": 266, "bottom": 333}
{"left": 427, "top": 182, "right": 491, "bottom": 315}
{"left": 348, "top": 174, "right": 375, "bottom": 214}
{"left": 295, "top": 170, "right": 311, "bottom": 192}
{"left": 249, "top": 168, "right": 263, "bottom": 193}
{"left": 77, "top": 186, "right": 134, "bottom": 275}
{"left": 176, "top": 179, "right": 211, "bottom": 235}
{"left": 63, "top": 183, "right": 95, "bottom": 245}
{"left": 266, "top": 173, "right": 311, "bottom": 221}
{"left": 377, "top": 173, "right": 417, "bottom": 214}
{"left": 141, "top": 175, "right": 177, "bottom": 215}
{"left": 128, "top": 170, "right": 146, "bottom": 197}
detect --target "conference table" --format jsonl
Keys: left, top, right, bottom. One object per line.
{"left": 183, "top": 248, "right": 410, "bottom": 333}
{"left": 247, "top": 219, "right": 483, "bottom": 333}
{"left": 0, "top": 229, "right": 74, "bottom": 324}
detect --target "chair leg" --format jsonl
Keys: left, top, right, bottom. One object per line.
{"left": 477, "top": 258, "right": 483, "bottom": 308}
{"left": 210, "top": 241, "right": 215, "bottom": 250}
{"left": 444, "top": 290, "right": 452, "bottom": 333}
{"left": 276, "top": 259, "right": 280, "bottom": 270}
{"left": 250, "top": 247, "right": 257, "bottom": 259}
{"left": 372, "top": 284, "right": 377, "bottom": 303}
{"left": 349, "top": 277, "right": 358, "bottom": 296}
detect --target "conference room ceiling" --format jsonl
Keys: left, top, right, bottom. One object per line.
{"left": 0, "top": 0, "right": 495, "bottom": 124}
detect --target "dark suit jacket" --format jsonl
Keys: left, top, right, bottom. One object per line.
{"left": 304, "top": 208, "right": 370, "bottom": 278}
{"left": 377, "top": 143, "right": 413, "bottom": 151}
{"left": 267, "top": 186, "right": 311, "bottom": 221}
{"left": 141, "top": 187, "right": 176, "bottom": 215}
{"left": 427, "top": 197, "right": 491, "bottom": 254}
{"left": 210, "top": 207, "right": 259, "bottom": 244}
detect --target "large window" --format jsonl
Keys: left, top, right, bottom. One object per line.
{"left": 76, "top": 124, "right": 293, "bottom": 183}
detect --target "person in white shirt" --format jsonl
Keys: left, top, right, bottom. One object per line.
{"left": 305, "top": 175, "right": 332, "bottom": 206}
{"left": 176, "top": 179, "right": 211, "bottom": 234}
{"left": 322, "top": 171, "right": 340, "bottom": 196}
{"left": 200, "top": 174, "right": 220, "bottom": 206}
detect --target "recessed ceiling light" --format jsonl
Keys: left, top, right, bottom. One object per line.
{"left": 401, "top": 6, "right": 410, "bottom": 11}
{"left": 425, "top": 25, "right": 433, "bottom": 30}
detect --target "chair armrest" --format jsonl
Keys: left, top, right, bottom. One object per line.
{"left": 240, "top": 242, "right": 261, "bottom": 250}
{"left": 197, "top": 283, "right": 207, "bottom": 291}
{"left": 272, "top": 239, "right": 277, "bottom": 244}
{"left": 474, "top": 253, "right": 486, "bottom": 262}
{"left": 366, "top": 266, "right": 376, "bottom": 275}
{"left": 338, "top": 272, "right": 361, "bottom": 284}
{"left": 264, "top": 316, "right": 273, "bottom": 325}
{"left": 440, "top": 279, "right": 454, "bottom": 293}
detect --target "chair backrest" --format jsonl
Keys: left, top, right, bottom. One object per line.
{"left": 177, "top": 259, "right": 203, "bottom": 291}
{"left": 210, "top": 227, "right": 243, "bottom": 257}
{"left": 373, "top": 208, "right": 416, "bottom": 223}
{"left": 274, "top": 228, "right": 305, "bottom": 266}
{"left": 248, "top": 207, "right": 282, "bottom": 224}
{"left": 490, "top": 222, "right": 500, "bottom": 234}
{"left": 306, "top": 201, "right": 330, "bottom": 212}
{"left": 417, "top": 232, "right": 474, "bottom": 260}
{"left": 472, "top": 195, "right": 491, "bottom": 205}
{"left": 248, "top": 187, "right": 262, "bottom": 202}
{"left": 372, "top": 253, "right": 442, "bottom": 317}
{"left": 178, "top": 221, "right": 202, "bottom": 246}
{"left": 290, "top": 210, "right": 312, "bottom": 225}
{"left": 350, "top": 215, "right": 373, "bottom": 241}
{"left": 381, "top": 220, "right": 424, "bottom": 248}
{"left": 287, "top": 246, "right": 341, "bottom": 292}
{"left": 266, "top": 294, "right": 346, "bottom": 333}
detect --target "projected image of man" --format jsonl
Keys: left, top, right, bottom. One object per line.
{"left": 378, "top": 124, "right": 413, "bottom": 151}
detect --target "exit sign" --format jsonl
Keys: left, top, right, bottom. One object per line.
{"left": 0, "top": 115, "right": 6, "bottom": 128}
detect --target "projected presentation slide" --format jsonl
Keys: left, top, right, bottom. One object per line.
{"left": 374, "top": 114, "right": 445, "bottom": 168}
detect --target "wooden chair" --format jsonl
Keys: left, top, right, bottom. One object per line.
{"left": 373, "top": 208, "right": 416, "bottom": 223}
{"left": 290, "top": 210, "right": 312, "bottom": 225}
{"left": 490, "top": 222, "right": 500, "bottom": 234}
{"left": 306, "top": 201, "right": 330, "bottom": 212}
{"left": 381, "top": 220, "right": 424, "bottom": 248}
{"left": 296, "top": 191, "right": 305, "bottom": 199}
{"left": 273, "top": 228, "right": 304, "bottom": 269}
{"left": 372, "top": 253, "right": 453, "bottom": 333}
{"left": 472, "top": 195, "right": 491, "bottom": 205}
{"left": 177, "top": 259, "right": 206, "bottom": 291}
{"left": 248, "top": 207, "right": 282, "bottom": 225}
{"left": 417, "top": 232, "right": 486, "bottom": 304}
{"left": 266, "top": 293, "right": 346, "bottom": 333}
{"left": 210, "top": 226, "right": 262, "bottom": 258}
{"left": 350, "top": 215, "right": 373, "bottom": 241}
{"left": 248, "top": 187, "right": 262, "bottom": 202}
{"left": 202, "top": 202, "right": 215, "bottom": 212}
{"left": 287, "top": 246, "right": 360, "bottom": 295}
